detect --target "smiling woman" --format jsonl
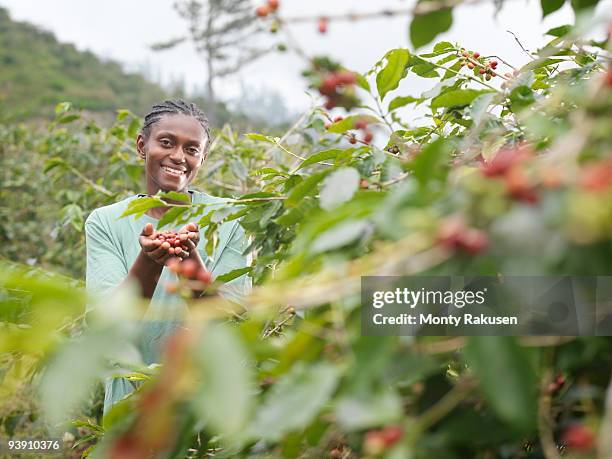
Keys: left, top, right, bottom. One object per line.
{"left": 84, "top": 100, "right": 252, "bottom": 417}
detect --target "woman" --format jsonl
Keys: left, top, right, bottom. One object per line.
{"left": 84, "top": 100, "right": 252, "bottom": 417}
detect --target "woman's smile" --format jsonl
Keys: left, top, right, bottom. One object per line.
{"left": 161, "top": 164, "right": 188, "bottom": 178}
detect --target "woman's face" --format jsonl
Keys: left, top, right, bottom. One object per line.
{"left": 137, "top": 114, "right": 208, "bottom": 194}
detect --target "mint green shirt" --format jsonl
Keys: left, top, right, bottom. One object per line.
{"left": 84, "top": 190, "right": 251, "bottom": 416}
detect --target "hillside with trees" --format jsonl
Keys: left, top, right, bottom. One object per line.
{"left": 0, "top": 7, "right": 167, "bottom": 120}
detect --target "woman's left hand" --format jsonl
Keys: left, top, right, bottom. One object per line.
{"left": 177, "top": 222, "right": 200, "bottom": 259}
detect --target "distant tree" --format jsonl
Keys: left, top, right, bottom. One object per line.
{"left": 152, "top": 0, "right": 273, "bottom": 120}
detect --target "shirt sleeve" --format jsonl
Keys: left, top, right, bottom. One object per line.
{"left": 214, "top": 219, "right": 253, "bottom": 307}
{"left": 85, "top": 210, "right": 128, "bottom": 312}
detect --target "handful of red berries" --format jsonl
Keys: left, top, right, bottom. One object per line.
{"left": 154, "top": 230, "right": 192, "bottom": 257}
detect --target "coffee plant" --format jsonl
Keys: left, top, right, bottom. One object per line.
{"left": 1, "top": 1, "right": 612, "bottom": 458}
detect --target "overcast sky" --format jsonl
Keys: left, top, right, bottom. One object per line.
{"left": 1, "top": 0, "right": 610, "bottom": 116}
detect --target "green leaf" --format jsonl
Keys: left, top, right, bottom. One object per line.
{"left": 245, "top": 133, "right": 275, "bottom": 143}
{"left": 422, "top": 76, "right": 459, "bottom": 99}
{"left": 310, "top": 220, "right": 371, "bottom": 254}
{"left": 464, "top": 336, "right": 537, "bottom": 431}
{"left": 335, "top": 389, "right": 402, "bottom": 431}
{"left": 247, "top": 362, "right": 339, "bottom": 442}
{"left": 410, "top": 138, "right": 452, "bottom": 185}
{"left": 388, "top": 96, "right": 420, "bottom": 111}
{"left": 127, "top": 118, "right": 140, "bottom": 138}
{"left": 376, "top": 49, "right": 411, "bottom": 100}
{"left": 433, "top": 41, "right": 454, "bottom": 53}
{"left": 193, "top": 324, "right": 254, "bottom": 438}
{"left": 43, "top": 157, "right": 68, "bottom": 173}
{"left": 57, "top": 114, "right": 80, "bottom": 124}
{"left": 40, "top": 330, "right": 127, "bottom": 427}
{"left": 116, "top": 109, "right": 131, "bottom": 121}
{"left": 522, "top": 58, "right": 566, "bottom": 72}
{"left": 431, "top": 89, "right": 494, "bottom": 110}
{"left": 327, "top": 115, "right": 380, "bottom": 134}
{"left": 296, "top": 149, "right": 342, "bottom": 170}
{"left": 158, "top": 191, "right": 191, "bottom": 203}
{"left": 215, "top": 267, "right": 252, "bottom": 283}
{"left": 541, "top": 0, "right": 566, "bottom": 16}
{"left": 319, "top": 167, "right": 360, "bottom": 211}
{"left": 54, "top": 102, "right": 72, "bottom": 115}
{"left": 419, "top": 41, "right": 455, "bottom": 57}
{"left": 355, "top": 72, "right": 371, "bottom": 91}
{"left": 570, "top": 0, "right": 598, "bottom": 11}
{"left": 409, "top": 8, "right": 453, "bottom": 49}
{"left": 469, "top": 93, "right": 496, "bottom": 125}
{"left": 408, "top": 56, "right": 439, "bottom": 78}
{"left": 119, "top": 196, "right": 165, "bottom": 219}
{"left": 545, "top": 24, "right": 572, "bottom": 37}
{"left": 286, "top": 172, "right": 328, "bottom": 207}
{"left": 251, "top": 167, "right": 289, "bottom": 177}
{"left": 156, "top": 206, "right": 188, "bottom": 229}
{"left": 509, "top": 85, "right": 535, "bottom": 112}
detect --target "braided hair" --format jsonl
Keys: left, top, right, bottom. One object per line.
{"left": 140, "top": 99, "right": 212, "bottom": 151}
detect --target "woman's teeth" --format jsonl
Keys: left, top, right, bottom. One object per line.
{"left": 162, "top": 166, "right": 186, "bottom": 177}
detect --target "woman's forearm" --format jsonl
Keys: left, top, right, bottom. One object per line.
{"left": 123, "top": 250, "right": 164, "bottom": 298}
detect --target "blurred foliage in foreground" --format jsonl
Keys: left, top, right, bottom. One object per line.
{"left": 1, "top": 2, "right": 612, "bottom": 459}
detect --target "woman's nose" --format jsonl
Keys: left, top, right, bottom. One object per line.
{"left": 169, "top": 146, "right": 186, "bottom": 162}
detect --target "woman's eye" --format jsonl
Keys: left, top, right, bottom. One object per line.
{"left": 188, "top": 148, "right": 200, "bottom": 155}
{"left": 160, "top": 139, "right": 172, "bottom": 147}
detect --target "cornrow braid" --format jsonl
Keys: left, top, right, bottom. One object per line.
{"left": 140, "top": 99, "right": 212, "bottom": 150}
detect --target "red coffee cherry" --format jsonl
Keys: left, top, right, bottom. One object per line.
{"left": 459, "top": 229, "right": 489, "bottom": 255}
{"left": 166, "top": 258, "right": 181, "bottom": 273}
{"left": 267, "top": 0, "right": 279, "bottom": 11}
{"left": 317, "top": 17, "right": 328, "bottom": 34}
{"left": 165, "top": 282, "right": 179, "bottom": 294}
{"left": 354, "top": 119, "right": 368, "bottom": 130}
{"left": 437, "top": 217, "right": 489, "bottom": 255}
{"left": 473, "top": 52, "right": 480, "bottom": 58}
{"left": 363, "top": 425, "right": 403, "bottom": 455}
{"left": 336, "top": 70, "right": 356, "bottom": 85}
{"left": 561, "top": 425, "right": 595, "bottom": 451}
{"left": 380, "top": 425, "right": 403, "bottom": 446}
{"left": 606, "top": 67, "right": 612, "bottom": 87}
{"left": 255, "top": 5, "right": 270, "bottom": 17}
{"left": 319, "top": 75, "right": 339, "bottom": 96}
{"left": 480, "top": 145, "right": 531, "bottom": 177}
{"left": 196, "top": 269, "right": 212, "bottom": 285}
{"left": 180, "top": 259, "right": 199, "bottom": 279}
{"left": 363, "top": 130, "right": 374, "bottom": 144}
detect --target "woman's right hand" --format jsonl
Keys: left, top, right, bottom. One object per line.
{"left": 139, "top": 223, "right": 182, "bottom": 266}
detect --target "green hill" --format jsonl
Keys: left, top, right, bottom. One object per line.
{"left": 0, "top": 7, "right": 167, "bottom": 120}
